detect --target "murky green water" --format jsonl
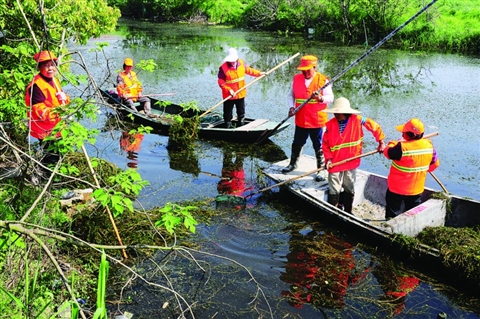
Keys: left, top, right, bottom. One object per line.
{"left": 68, "top": 19, "right": 480, "bottom": 318}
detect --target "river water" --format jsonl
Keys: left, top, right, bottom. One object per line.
{"left": 69, "top": 19, "right": 480, "bottom": 318}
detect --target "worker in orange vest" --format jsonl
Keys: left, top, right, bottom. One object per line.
{"left": 322, "top": 97, "right": 385, "bottom": 213}
{"left": 282, "top": 55, "right": 334, "bottom": 182}
{"left": 383, "top": 118, "right": 440, "bottom": 219}
{"left": 117, "top": 58, "right": 153, "bottom": 117}
{"left": 25, "top": 50, "right": 70, "bottom": 164}
{"left": 217, "top": 48, "right": 265, "bottom": 128}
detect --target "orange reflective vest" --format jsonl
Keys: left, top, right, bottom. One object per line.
{"left": 25, "top": 74, "right": 68, "bottom": 139}
{"left": 384, "top": 139, "right": 440, "bottom": 195}
{"left": 120, "top": 132, "right": 144, "bottom": 152}
{"left": 323, "top": 115, "right": 385, "bottom": 173}
{"left": 218, "top": 59, "right": 261, "bottom": 100}
{"left": 292, "top": 72, "right": 329, "bottom": 128}
{"left": 117, "top": 71, "right": 143, "bottom": 102}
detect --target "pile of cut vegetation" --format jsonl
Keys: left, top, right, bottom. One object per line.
{"left": 416, "top": 226, "right": 480, "bottom": 283}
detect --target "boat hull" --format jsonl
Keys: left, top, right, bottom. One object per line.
{"left": 262, "top": 155, "right": 480, "bottom": 252}
{"left": 101, "top": 89, "right": 290, "bottom": 143}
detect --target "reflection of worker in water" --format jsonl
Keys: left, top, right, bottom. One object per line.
{"left": 280, "top": 231, "right": 370, "bottom": 309}
{"left": 372, "top": 260, "right": 419, "bottom": 317}
{"left": 217, "top": 150, "right": 247, "bottom": 196}
{"left": 120, "top": 131, "right": 144, "bottom": 168}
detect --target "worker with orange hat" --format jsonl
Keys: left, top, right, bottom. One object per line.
{"left": 282, "top": 55, "right": 334, "bottom": 183}
{"left": 383, "top": 118, "right": 440, "bottom": 219}
{"left": 25, "top": 50, "right": 70, "bottom": 164}
{"left": 117, "top": 58, "right": 153, "bottom": 117}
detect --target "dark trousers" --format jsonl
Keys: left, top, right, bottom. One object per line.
{"left": 385, "top": 188, "right": 422, "bottom": 219}
{"left": 39, "top": 139, "right": 60, "bottom": 164}
{"left": 223, "top": 98, "right": 245, "bottom": 123}
{"left": 292, "top": 126, "right": 323, "bottom": 153}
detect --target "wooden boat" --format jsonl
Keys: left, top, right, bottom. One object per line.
{"left": 101, "top": 89, "right": 290, "bottom": 143}
{"left": 262, "top": 155, "right": 480, "bottom": 257}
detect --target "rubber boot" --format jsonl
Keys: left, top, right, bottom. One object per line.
{"left": 342, "top": 192, "right": 354, "bottom": 214}
{"left": 282, "top": 144, "right": 302, "bottom": 173}
{"left": 314, "top": 149, "right": 326, "bottom": 182}
{"left": 328, "top": 193, "right": 340, "bottom": 207}
{"left": 226, "top": 121, "right": 232, "bottom": 129}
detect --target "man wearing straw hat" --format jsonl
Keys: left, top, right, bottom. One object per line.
{"left": 282, "top": 55, "right": 334, "bottom": 182}
{"left": 322, "top": 97, "right": 385, "bottom": 213}
{"left": 383, "top": 118, "right": 440, "bottom": 219}
{"left": 218, "top": 48, "right": 265, "bottom": 128}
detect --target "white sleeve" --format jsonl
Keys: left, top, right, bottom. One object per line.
{"left": 321, "top": 79, "right": 334, "bottom": 104}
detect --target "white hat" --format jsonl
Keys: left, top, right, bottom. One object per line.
{"left": 323, "top": 97, "right": 362, "bottom": 114}
{"left": 223, "top": 48, "right": 239, "bottom": 62}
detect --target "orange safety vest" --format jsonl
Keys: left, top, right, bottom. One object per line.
{"left": 25, "top": 74, "right": 67, "bottom": 139}
{"left": 218, "top": 59, "right": 261, "bottom": 100}
{"left": 385, "top": 139, "right": 439, "bottom": 195}
{"left": 323, "top": 115, "right": 384, "bottom": 173}
{"left": 117, "top": 70, "right": 143, "bottom": 102}
{"left": 292, "top": 72, "right": 329, "bottom": 128}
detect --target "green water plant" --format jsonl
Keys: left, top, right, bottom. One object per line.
{"left": 93, "top": 169, "right": 149, "bottom": 217}
{"left": 93, "top": 251, "right": 109, "bottom": 319}
{"left": 155, "top": 202, "right": 198, "bottom": 235}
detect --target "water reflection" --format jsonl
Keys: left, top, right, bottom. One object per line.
{"left": 280, "top": 228, "right": 370, "bottom": 310}
{"left": 217, "top": 149, "right": 252, "bottom": 197}
{"left": 373, "top": 259, "right": 420, "bottom": 317}
{"left": 166, "top": 140, "right": 200, "bottom": 176}
{"left": 119, "top": 131, "right": 144, "bottom": 168}
{"left": 70, "top": 21, "right": 480, "bottom": 317}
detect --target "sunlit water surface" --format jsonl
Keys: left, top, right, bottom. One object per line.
{"left": 68, "top": 19, "right": 480, "bottom": 318}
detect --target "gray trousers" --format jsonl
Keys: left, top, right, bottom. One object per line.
{"left": 122, "top": 96, "right": 151, "bottom": 114}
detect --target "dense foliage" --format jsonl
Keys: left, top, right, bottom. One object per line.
{"left": 0, "top": 0, "right": 121, "bottom": 142}
{"left": 108, "top": 0, "right": 480, "bottom": 54}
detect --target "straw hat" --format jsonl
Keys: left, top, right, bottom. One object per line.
{"left": 323, "top": 97, "right": 361, "bottom": 114}
{"left": 396, "top": 118, "right": 424, "bottom": 134}
{"left": 223, "top": 48, "right": 239, "bottom": 62}
{"left": 33, "top": 51, "right": 57, "bottom": 63}
{"left": 124, "top": 58, "right": 134, "bottom": 66}
{"left": 297, "top": 55, "right": 317, "bottom": 70}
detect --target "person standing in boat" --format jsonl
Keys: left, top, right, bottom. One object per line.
{"left": 383, "top": 118, "right": 440, "bottom": 219}
{"left": 282, "top": 55, "right": 334, "bottom": 182}
{"left": 25, "top": 50, "right": 70, "bottom": 164}
{"left": 322, "top": 97, "right": 385, "bottom": 214}
{"left": 217, "top": 48, "right": 265, "bottom": 128}
{"left": 116, "top": 58, "right": 153, "bottom": 117}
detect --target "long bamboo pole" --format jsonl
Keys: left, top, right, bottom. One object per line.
{"left": 200, "top": 52, "right": 300, "bottom": 118}
{"left": 429, "top": 172, "right": 448, "bottom": 193}
{"left": 255, "top": 0, "right": 439, "bottom": 144}
{"left": 244, "top": 131, "right": 439, "bottom": 199}
{"left": 53, "top": 81, "right": 128, "bottom": 259}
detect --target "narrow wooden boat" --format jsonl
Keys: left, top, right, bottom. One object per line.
{"left": 101, "top": 89, "right": 290, "bottom": 143}
{"left": 262, "top": 155, "right": 480, "bottom": 257}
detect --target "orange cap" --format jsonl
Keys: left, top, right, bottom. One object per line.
{"left": 124, "top": 58, "right": 134, "bottom": 66}
{"left": 297, "top": 55, "right": 317, "bottom": 70}
{"left": 33, "top": 51, "right": 57, "bottom": 63}
{"left": 396, "top": 118, "right": 425, "bottom": 135}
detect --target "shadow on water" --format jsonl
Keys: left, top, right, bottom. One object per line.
{"left": 74, "top": 20, "right": 480, "bottom": 318}
{"left": 108, "top": 193, "right": 480, "bottom": 318}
